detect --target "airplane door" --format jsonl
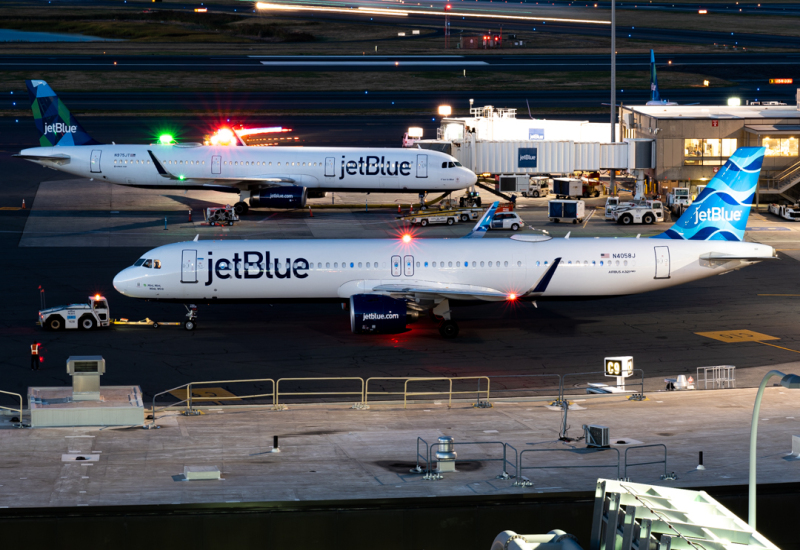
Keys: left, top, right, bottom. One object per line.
{"left": 90, "top": 149, "right": 102, "bottom": 173}
{"left": 654, "top": 246, "right": 670, "bottom": 279}
{"left": 181, "top": 250, "right": 198, "bottom": 284}
{"left": 325, "top": 157, "right": 335, "bottom": 177}
{"left": 211, "top": 155, "right": 221, "bottom": 175}
{"left": 391, "top": 255, "right": 402, "bottom": 277}
{"left": 416, "top": 154, "right": 428, "bottom": 178}
{"left": 404, "top": 255, "right": 414, "bottom": 277}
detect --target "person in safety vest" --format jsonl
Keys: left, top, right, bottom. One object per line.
{"left": 31, "top": 342, "right": 41, "bottom": 371}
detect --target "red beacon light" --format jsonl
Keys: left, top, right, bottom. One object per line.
{"left": 94, "top": 294, "right": 101, "bottom": 300}
{"left": 508, "top": 293, "right": 517, "bottom": 301}
{"left": 401, "top": 234, "right": 413, "bottom": 243}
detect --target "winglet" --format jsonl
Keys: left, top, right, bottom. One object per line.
{"left": 463, "top": 201, "right": 498, "bottom": 239}
{"left": 193, "top": 234, "right": 199, "bottom": 242}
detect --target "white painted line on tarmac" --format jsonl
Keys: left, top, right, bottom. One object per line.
{"left": 260, "top": 61, "right": 489, "bottom": 66}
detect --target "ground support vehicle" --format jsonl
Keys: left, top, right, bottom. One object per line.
{"left": 548, "top": 199, "right": 586, "bottom": 224}
{"left": 666, "top": 187, "right": 691, "bottom": 215}
{"left": 525, "top": 176, "right": 552, "bottom": 198}
{"left": 114, "top": 305, "right": 198, "bottom": 331}
{"left": 406, "top": 212, "right": 460, "bottom": 227}
{"left": 604, "top": 197, "right": 619, "bottom": 219}
{"left": 553, "top": 178, "right": 583, "bottom": 199}
{"left": 490, "top": 211, "right": 525, "bottom": 231}
{"left": 613, "top": 200, "right": 665, "bottom": 225}
{"left": 498, "top": 174, "right": 551, "bottom": 198}
{"left": 768, "top": 203, "right": 800, "bottom": 221}
{"left": 206, "top": 205, "right": 239, "bottom": 227}
{"left": 458, "top": 191, "right": 482, "bottom": 208}
{"left": 38, "top": 295, "right": 110, "bottom": 331}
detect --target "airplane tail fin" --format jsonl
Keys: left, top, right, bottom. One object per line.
{"left": 26, "top": 80, "right": 99, "bottom": 146}
{"left": 652, "top": 147, "right": 765, "bottom": 241}
{"left": 463, "top": 201, "right": 498, "bottom": 239}
{"left": 649, "top": 49, "right": 660, "bottom": 103}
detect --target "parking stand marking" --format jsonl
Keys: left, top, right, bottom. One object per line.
{"left": 695, "top": 330, "right": 779, "bottom": 343}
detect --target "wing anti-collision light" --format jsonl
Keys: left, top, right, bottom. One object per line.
{"left": 401, "top": 234, "right": 412, "bottom": 243}
{"left": 508, "top": 293, "right": 517, "bottom": 301}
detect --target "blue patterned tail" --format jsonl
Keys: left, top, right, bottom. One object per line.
{"left": 650, "top": 49, "right": 660, "bottom": 103}
{"left": 26, "top": 80, "right": 98, "bottom": 147}
{"left": 653, "top": 147, "right": 765, "bottom": 241}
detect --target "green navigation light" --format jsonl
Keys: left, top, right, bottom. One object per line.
{"left": 159, "top": 134, "right": 174, "bottom": 145}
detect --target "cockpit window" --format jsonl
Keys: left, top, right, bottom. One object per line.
{"left": 134, "top": 259, "right": 145, "bottom": 267}
{"left": 442, "top": 162, "right": 447, "bottom": 168}
{"left": 454, "top": 161, "right": 462, "bottom": 167}
{"left": 154, "top": 260, "right": 161, "bottom": 269}
{"left": 448, "top": 162, "right": 456, "bottom": 168}
{"left": 143, "top": 259, "right": 153, "bottom": 268}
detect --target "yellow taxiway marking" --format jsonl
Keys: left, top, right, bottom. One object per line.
{"left": 0, "top": 207, "right": 21, "bottom": 211}
{"left": 695, "top": 330, "right": 779, "bottom": 343}
{"left": 696, "top": 330, "right": 800, "bottom": 354}
{"left": 758, "top": 294, "right": 800, "bottom": 297}
{"left": 169, "top": 387, "right": 239, "bottom": 403}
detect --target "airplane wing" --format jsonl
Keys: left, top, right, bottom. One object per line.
{"left": 147, "top": 150, "right": 297, "bottom": 185}
{"left": 371, "top": 282, "right": 510, "bottom": 302}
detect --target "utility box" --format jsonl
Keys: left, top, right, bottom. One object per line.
{"left": 584, "top": 425, "right": 610, "bottom": 448}
{"left": 548, "top": 199, "right": 585, "bottom": 223}
{"left": 29, "top": 356, "right": 144, "bottom": 428}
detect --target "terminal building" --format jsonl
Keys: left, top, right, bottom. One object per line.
{"left": 418, "top": 99, "right": 800, "bottom": 202}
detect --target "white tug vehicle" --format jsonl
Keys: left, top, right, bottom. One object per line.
{"left": 768, "top": 203, "right": 800, "bottom": 221}
{"left": 613, "top": 200, "right": 665, "bottom": 225}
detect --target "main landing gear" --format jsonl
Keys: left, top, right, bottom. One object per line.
{"left": 433, "top": 299, "right": 459, "bottom": 339}
{"left": 418, "top": 191, "right": 428, "bottom": 211}
{"left": 234, "top": 201, "right": 249, "bottom": 216}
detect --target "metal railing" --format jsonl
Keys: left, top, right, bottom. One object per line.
{"left": 516, "top": 447, "right": 621, "bottom": 487}
{"left": 411, "top": 437, "right": 429, "bottom": 474}
{"left": 487, "top": 374, "right": 562, "bottom": 402}
{"left": 760, "top": 159, "right": 800, "bottom": 192}
{"left": 561, "top": 369, "right": 645, "bottom": 401}
{"left": 187, "top": 378, "right": 274, "bottom": 411}
{"left": 623, "top": 444, "right": 675, "bottom": 481}
{"left": 419, "top": 440, "right": 518, "bottom": 480}
{"left": 0, "top": 390, "right": 24, "bottom": 428}
{"left": 275, "top": 377, "right": 362, "bottom": 409}
{"left": 364, "top": 376, "right": 490, "bottom": 408}
{"left": 697, "top": 366, "right": 736, "bottom": 390}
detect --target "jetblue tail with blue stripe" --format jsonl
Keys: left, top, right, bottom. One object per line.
{"left": 654, "top": 146, "right": 765, "bottom": 242}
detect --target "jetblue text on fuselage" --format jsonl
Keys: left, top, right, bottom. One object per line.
{"left": 45, "top": 122, "right": 77, "bottom": 134}
{"left": 693, "top": 207, "right": 742, "bottom": 223}
{"left": 339, "top": 156, "right": 412, "bottom": 179}
{"left": 205, "top": 251, "right": 309, "bottom": 285}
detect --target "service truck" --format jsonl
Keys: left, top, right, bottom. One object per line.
{"left": 768, "top": 203, "right": 800, "bottom": 221}
{"left": 406, "top": 212, "right": 460, "bottom": 227}
{"left": 613, "top": 200, "right": 665, "bottom": 225}
{"left": 497, "top": 174, "right": 551, "bottom": 198}
{"left": 666, "top": 187, "right": 691, "bottom": 214}
{"left": 553, "top": 178, "right": 583, "bottom": 199}
{"left": 549, "top": 199, "right": 586, "bottom": 223}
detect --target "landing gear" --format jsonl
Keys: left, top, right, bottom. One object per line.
{"left": 432, "top": 299, "right": 459, "bottom": 339}
{"left": 234, "top": 201, "right": 249, "bottom": 216}
{"left": 438, "top": 320, "right": 459, "bottom": 339}
{"left": 183, "top": 304, "right": 198, "bottom": 331}
{"left": 418, "top": 191, "right": 428, "bottom": 211}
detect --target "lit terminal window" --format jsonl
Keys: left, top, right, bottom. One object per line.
{"left": 684, "top": 138, "right": 737, "bottom": 166}
{"left": 763, "top": 137, "right": 799, "bottom": 157}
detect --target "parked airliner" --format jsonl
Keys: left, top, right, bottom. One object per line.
{"left": 14, "top": 80, "right": 476, "bottom": 215}
{"left": 112, "top": 148, "right": 775, "bottom": 338}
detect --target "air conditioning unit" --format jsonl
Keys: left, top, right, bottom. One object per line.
{"left": 584, "top": 424, "right": 610, "bottom": 448}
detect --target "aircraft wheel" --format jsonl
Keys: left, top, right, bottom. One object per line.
{"left": 438, "top": 320, "right": 459, "bottom": 339}
{"left": 234, "top": 201, "right": 249, "bottom": 216}
{"left": 46, "top": 316, "right": 64, "bottom": 331}
{"left": 184, "top": 320, "right": 196, "bottom": 331}
{"left": 79, "top": 315, "right": 97, "bottom": 331}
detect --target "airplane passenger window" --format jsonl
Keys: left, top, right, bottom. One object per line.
{"left": 616, "top": 261, "right": 620, "bottom": 266}
{"left": 544, "top": 261, "right": 549, "bottom": 266}
{"left": 416, "top": 262, "right": 420, "bottom": 267}
{"left": 424, "top": 262, "right": 428, "bottom": 267}
{"left": 448, "top": 262, "right": 453, "bottom": 267}
{"left": 143, "top": 259, "right": 153, "bottom": 268}
{"left": 504, "top": 261, "right": 509, "bottom": 267}
{"left": 134, "top": 259, "right": 145, "bottom": 266}
{"left": 154, "top": 260, "right": 162, "bottom": 269}
{"left": 584, "top": 261, "right": 588, "bottom": 266}
{"left": 432, "top": 262, "right": 437, "bottom": 267}
{"left": 480, "top": 261, "right": 484, "bottom": 267}
{"left": 358, "top": 262, "right": 362, "bottom": 268}
{"left": 456, "top": 262, "right": 461, "bottom": 267}
{"left": 269, "top": 162, "right": 272, "bottom": 166}
{"left": 472, "top": 261, "right": 477, "bottom": 267}
{"left": 568, "top": 261, "right": 572, "bottom": 265}
{"left": 600, "top": 261, "right": 604, "bottom": 266}
{"left": 334, "top": 263, "right": 338, "bottom": 268}
{"left": 592, "top": 261, "right": 596, "bottom": 266}
{"left": 349, "top": 262, "right": 354, "bottom": 268}
{"left": 277, "top": 162, "right": 281, "bottom": 166}
{"left": 536, "top": 261, "right": 540, "bottom": 266}
{"left": 624, "top": 260, "right": 628, "bottom": 266}
{"left": 488, "top": 261, "right": 492, "bottom": 267}
{"left": 496, "top": 261, "right": 501, "bottom": 267}
{"left": 326, "top": 262, "right": 330, "bottom": 268}
{"left": 517, "top": 261, "right": 521, "bottom": 267}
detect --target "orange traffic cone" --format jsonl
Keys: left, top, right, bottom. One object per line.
{"left": 309, "top": 205, "right": 313, "bottom": 217}
{"left": 188, "top": 209, "right": 193, "bottom": 223}
{"left": 397, "top": 204, "right": 401, "bottom": 214}
{"left": 21, "top": 199, "right": 26, "bottom": 209}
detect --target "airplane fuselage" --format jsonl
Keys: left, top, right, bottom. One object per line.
{"left": 19, "top": 144, "right": 475, "bottom": 193}
{"left": 113, "top": 237, "right": 775, "bottom": 302}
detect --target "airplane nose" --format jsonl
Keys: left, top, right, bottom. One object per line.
{"left": 113, "top": 268, "right": 134, "bottom": 296}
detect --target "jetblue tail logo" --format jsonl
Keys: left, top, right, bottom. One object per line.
{"left": 650, "top": 49, "right": 659, "bottom": 102}
{"left": 654, "top": 147, "right": 765, "bottom": 242}
{"left": 26, "top": 80, "right": 98, "bottom": 147}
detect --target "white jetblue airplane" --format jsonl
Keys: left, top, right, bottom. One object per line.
{"left": 112, "top": 147, "right": 775, "bottom": 338}
{"left": 14, "top": 80, "right": 475, "bottom": 214}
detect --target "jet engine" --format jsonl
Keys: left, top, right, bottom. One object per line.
{"left": 250, "top": 187, "right": 307, "bottom": 209}
{"left": 349, "top": 294, "right": 420, "bottom": 334}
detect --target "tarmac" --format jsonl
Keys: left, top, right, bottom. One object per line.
{"left": 0, "top": 363, "right": 798, "bottom": 508}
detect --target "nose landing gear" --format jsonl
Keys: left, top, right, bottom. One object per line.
{"left": 183, "top": 304, "right": 198, "bottom": 331}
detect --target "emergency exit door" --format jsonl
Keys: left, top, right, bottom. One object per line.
{"left": 654, "top": 246, "right": 670, "bottom": 279}
{"left": 181, "top": 250, "right": 198, "bottom": 283}
{"left": 90, "top": 150, "right": 102, "bottom": 173}
{"left": 391, "top": 255, "right": 402, "bottom": 277}
{"left": 416, "top": 154, "right": 428, "bottom": 178}
{"left": 325, "top": 157, "right": 335, "bottom": 177}
{"left": 404, "top": 256, "right": 414, "bottom": 277}
{"left": 211, "top": 155, "right": 221, "bottom": 174}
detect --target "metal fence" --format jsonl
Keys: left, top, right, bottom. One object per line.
{"left": 697, "top": 366, "right": 736, "bottom": 390}
{"left": 516, "top": 447, "right": 622, "bottom": 487}
{"left": 623, "top": 444, "right": 675, "bottom": 481}
{"left": 415, "top": 439, "right": 519, "bottom": 481}
{"left": 364, "top": 376, "right": 490, "bottom": 408}
{"left": 0, "top": 390, "right": 24, "bottom": 428}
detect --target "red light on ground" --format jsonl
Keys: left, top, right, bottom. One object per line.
{"left": 401, "top": 234, "right": 412, "bottom": 243}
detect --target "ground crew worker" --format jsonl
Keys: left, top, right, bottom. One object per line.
{"left": 30, "top": 342, "right": 41, "bottom": 371}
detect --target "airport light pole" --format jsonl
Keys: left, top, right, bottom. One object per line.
{"left": 748, "top": 370, "right": 800, "bottom": 529}
{"left": 609, "top": 0, "right": 616, "bottom": 195}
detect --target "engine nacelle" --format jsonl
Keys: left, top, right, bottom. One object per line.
{"left": 350, "top": 294, "right": 418, "bottom": 334}
{"left": 250, "top": 187, "right": 307, "bottom": 209}
{"left": 306, "top": 189, "right": 328, "bottom": 199}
